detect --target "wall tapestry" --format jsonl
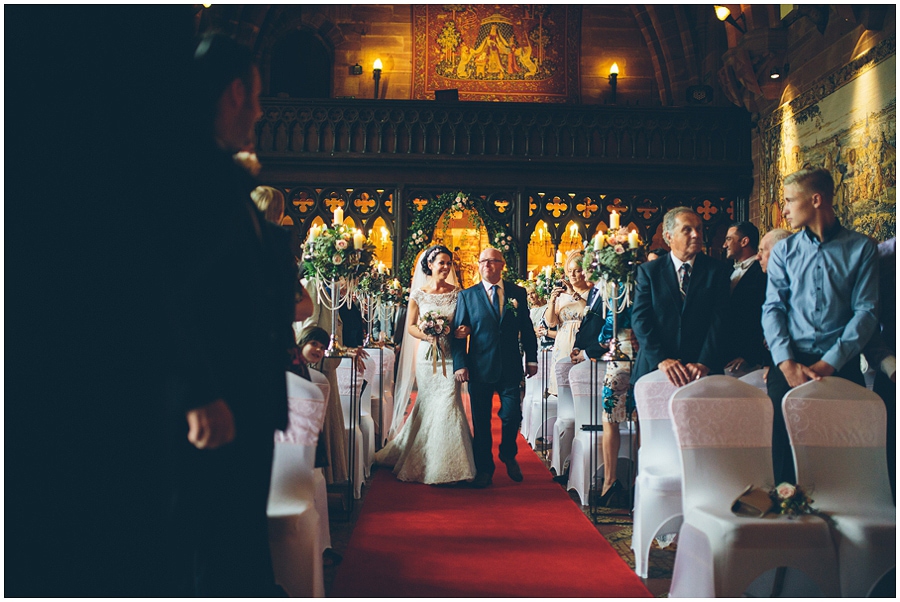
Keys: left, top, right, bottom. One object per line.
{"left": 759, "top": 36, "right": 895, "bottom": 241}
{"left": 412, "top": 4, "right": 580, "bottom": 103}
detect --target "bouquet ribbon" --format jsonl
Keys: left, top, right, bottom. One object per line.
{"left": 431, "top": 343, "right": 447, "bottom": 377}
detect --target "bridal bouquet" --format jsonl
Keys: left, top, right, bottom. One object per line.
{"left": 419, "top": 310, "right": 451, "bottom": 376}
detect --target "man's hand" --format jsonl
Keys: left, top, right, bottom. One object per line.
{"left": 685, "top": 363, "right": 709, "bottom": 381}
{"left": 570, "top": 348, "right": 585, "bottom": 364}
{"left": 525, "top": 364, "right": 538, "bottom": 378}
{"left": 454, "top": 368, "right": 469, "bottom": 383}
{"left": 808, "top": 360, "right": 835, "bottom": 379}
{"left": 454, "top": 325, "right": 471, "bottom": 339}
{"left": 778, "top": 359, "right": 821, "bottom": 388}
{"left": 186, "top": 399, "right": 235, "bottom": 450}
{"left": 658, "top": 358, "right": 693, "bottom": 387}
{"left": 724, "top": 357, "right": 746, "bottom": 373}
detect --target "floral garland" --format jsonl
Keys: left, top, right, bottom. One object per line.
{"left": 399, "top": 191, "right": 520, "bottom": 285}
{"left": 582, "top": 226, "right": 645, "bottom": 286}
{"left": 301, "top": 223, "right": 375, "bottom": 282}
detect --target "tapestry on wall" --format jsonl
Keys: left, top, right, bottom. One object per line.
{"left": 759, "top": 37, "right": 895, "bottom": 241}
{"left": 412, "top": 5, "right": 580, "bottom": 103}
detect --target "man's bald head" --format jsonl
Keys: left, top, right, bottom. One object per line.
{"left": 757, "top": 228, "right": 791, "bottom": 272}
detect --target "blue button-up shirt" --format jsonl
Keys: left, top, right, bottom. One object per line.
{"left": 762, "top": 222, "right": 879, "bottom": 371}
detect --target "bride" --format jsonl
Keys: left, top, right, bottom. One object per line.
{"left": 375, "top": 244, "right": 476, "bottom": 484}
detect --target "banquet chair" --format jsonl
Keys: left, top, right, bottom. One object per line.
{"left": 738, "top": 368, "right": 767, "bottom": 391}
{"left": 268, "top": 372, "right": 328, "bottom": 597}
{"left": 335, "top": 358, "right": 367, "bottom": 499}
{"left": 631, "top": 370, "right": 682, "bottom": 579}
{"left": 367, "top": 346, "right": 395, "bottom": 448}
{"left": 356, "top": 354, "right": 378, "bottom": 476}
{"left": 783, "top": 377, "right": 896, "bottom": 597}
{"left": 550, "top": 358, "right": 576, "bottom": 476}
{"left": 668, "top": 376, "right": 840, "bottom": 598}
{"left": 305, "top": 369, "right": 333, "bottom": 553}
{"left": 526, "top": 350, "right": 557, "bottom": 448}
{"left": 567, "top": 359, "right": 634, "bottom": 506}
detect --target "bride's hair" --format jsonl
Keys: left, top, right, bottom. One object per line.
{"left": 420, "top": 244, "right": 453, "bottom": 275}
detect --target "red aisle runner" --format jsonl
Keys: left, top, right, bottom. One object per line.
{"left": 332, "top": 396, "right": 652, "bottom": 598}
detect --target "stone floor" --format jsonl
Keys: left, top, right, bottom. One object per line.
{"left": 321, "top": 444, "right": 675, "bottom": 597}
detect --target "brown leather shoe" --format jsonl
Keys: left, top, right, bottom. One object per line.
{"left": 471, "top": 472, "right": 493, "bottom": 488}
{"left": 504, "top": 458, "right": 524, "bottom": 482}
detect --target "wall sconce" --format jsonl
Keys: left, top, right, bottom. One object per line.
{"left": 349, "top": 63, "right": 363, "bottom": 76}
{"left": 373, "top": 58, "right": 383, "bottom": 100}
{"left": 608, "top": 62, "right": 619, "bottom": 104}
{"left": 714, "top": 5, "right": 747, "bottom": 33}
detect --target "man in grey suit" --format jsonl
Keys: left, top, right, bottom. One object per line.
{"left": 631, "top": 207, "right": 731, "bottom": 386}
{"left": 452, "top": 248, "right": 539, "bottom": 488}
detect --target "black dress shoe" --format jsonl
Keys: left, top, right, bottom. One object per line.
{"left": 504, "top": 458, "right": 524, "bottom": 482}
{"left": 471, "top": 472, "right": 493, "bottom": 488}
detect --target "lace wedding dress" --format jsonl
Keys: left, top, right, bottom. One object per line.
{"left": 374, "top": 289, "right": 476, "bottom": 484}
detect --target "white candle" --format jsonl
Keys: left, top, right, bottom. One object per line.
{"left": 594, "top": 233, "right": 606, "bottom": 250}
{"left": 543, "top": 266, "right": 551, "bottom": 278}
{"left": 308, "top": 224, "right": 319, "bottom": 241}
{"left": 378, "top": 262, "right": 385, "bottom": 275}
{"left": 333, "top": 207, "right": 344, "bottom": 225}
{"left": 628, "top": 230, "right": 640, "bottom": 249}
{"left": 609, "top": 210, "right": 620, "bottom": 230}
{"left": 555, "top": 251, "right": 563, "bottom": 264}
{"left": 528, "top": 270, "right": 534, "bottom": 280}
{"left": 353, "top": 229, "right": 365, "bottom": 250}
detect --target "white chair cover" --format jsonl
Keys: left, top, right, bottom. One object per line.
{"left": 275, "top": 371, "right": 328, "bottom": 446}
{"left": 335, "top": 358, "right": 369, "bottom": 497}
{"left": 304, "top": 369, "right": 332, "bottom": 553}
{"left": 526, "top": 350, "right": 557, "bottom": 447}
{"left": 268, "top": 372, "right": 327, "bottom": 597}
{"left": 356, "top": 354, "right": 377, "bottom": 475}
{"left": 783, "top": 377, "right": 896, "bottom": 597}
{"left": 738, "top": 368, "right": 767, "bottom": 391}
{"left": 630, "top": 370, "right": 682, "bottom": 578}
{"left": 367, "top": 347, "right": 395, "bottom": 448}
{"left": 550, "top": 358, "right": 576, "bottom": 476}
{"left": 668, "top": 376, "right": 840, "bottom": 598}
{"left": 566, "top": 359, "right": 634, "bottom": 505}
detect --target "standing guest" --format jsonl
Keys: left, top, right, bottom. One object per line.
{"left": 525, "top": 282, "right": 549, "bottom": 335}
{"left": 864, "top": 237, "right": 896, "bottom": 499}
{"left": 722, "top": 221, "right": 768, "bottom": 376}
{"left": 165, "top": 33, "right": 295, "bottom": 597}
{"left": 632, "top": 207, "right": 731, "bottom": 386}
{"left": 762, "top": 167, "right": 879, "bottom": 485}
{"left": 757, "top": 228, "right": 792, "bottom": 273}
{"left": 544, "top": 250, "right": 593, "bottom": 395}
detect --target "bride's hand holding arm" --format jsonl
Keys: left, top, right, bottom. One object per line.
{"left": 406, "top": 297, "right": 431, "bottom": 343}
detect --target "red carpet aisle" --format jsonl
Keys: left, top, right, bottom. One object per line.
{"left": 332, "top": 396, "right": 652, "bottom": 597}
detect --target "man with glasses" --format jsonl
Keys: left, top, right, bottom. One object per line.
{"left": 452, "top": 248, "right": 539, "bottom": 488}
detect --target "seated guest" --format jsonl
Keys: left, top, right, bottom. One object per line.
{"left": 762, "top": 167, "right": 878, "bottom": 485}
{"left": 544, "top": 250, "right": 593, "bottom": 395}
{"left": 757, "top": 228, "right": 791, "bottom": 273}
{"left": 722, "top": 221, "right": 767, "bottom": 376}
{"left": 632, "top": 207, "right": 731, "bottom": 387}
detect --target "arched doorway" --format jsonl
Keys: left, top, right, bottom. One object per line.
{"left": 429, "top": 208, "right": 490, "bottom": 288}
{"left": 269, "top": 29, "right": 331, "bottom": 98}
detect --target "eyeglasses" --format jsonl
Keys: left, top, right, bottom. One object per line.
{"left": 478, "top": 259, "right": 504, "bottom": 265}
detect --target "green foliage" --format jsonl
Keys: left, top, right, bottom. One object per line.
{"left": 399, "top": 192, "right": 519, "bottom": 285}
{"left": 582, "top": 227, "right": 646, "bottom": 286}
{"left": 301, "top": 223, "right": 375, "bottom": 281}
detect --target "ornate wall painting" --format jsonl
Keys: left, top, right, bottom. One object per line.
{"left": 759, "top": 38, "right": 895, "bottom": 241}
{"left": 412, "top": 5, "right": 581, "bottom": 103}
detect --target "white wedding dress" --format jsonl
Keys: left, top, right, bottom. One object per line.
{"left": 374, "top": 288, "right": 476, "bottom": 484}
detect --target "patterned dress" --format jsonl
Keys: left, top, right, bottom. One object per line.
{"left": 374, "top": 289, "right": 476, "bottom": 484}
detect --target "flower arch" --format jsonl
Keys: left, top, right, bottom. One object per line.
{"left": 399, "top": 191, "right": 520, "bottom": 285}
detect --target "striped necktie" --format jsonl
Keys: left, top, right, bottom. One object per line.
{"left": 679, "top": 263, "right": 691, "bottom": 299}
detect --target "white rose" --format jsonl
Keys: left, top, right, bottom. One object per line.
{"left": 776, "top": 483, "right": 796, "bottom": 499}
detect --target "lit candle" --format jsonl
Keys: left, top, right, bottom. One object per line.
{"left": 308, "top": 224, "right": 319, "bottom": 241}
{"left": 377, "top": 262, "right": 385, "bottom": 275}
{"left": 543, "top": 266, "right": 552, "bottom": 278}
{"left": 609, "top": 210, "right": 620, "bottom": 230}
{"left": 333, "top": 207, "right": 344, "bottom": 225}
{"left": 627, "top": 230, "right": 640, "bottom": 249}
{"left": 555, "top": 251, "right": 563, "bottom": 264}
{"left": 353, "top": 229, "right": 365, "bottom": 250}
{"left": 538, "top": 228, "right": 544, "bottom": 241}
{"left": 393, "top": 279, "right": 400, "bottom": 289}
{"left": 594, "top": 233, "right": 606, "bottom": 250}
{"left": 528, "top": 270, "right": 534, "bottom": 280}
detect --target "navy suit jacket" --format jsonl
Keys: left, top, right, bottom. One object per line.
{"left": 631, "top": 253, "right": 731, "bottom": 381}
{"left": 452, "top": 280, "right": 538, "bottom": 384}
{"left": 728, "top": 260, "right": 768, "bottom": 367}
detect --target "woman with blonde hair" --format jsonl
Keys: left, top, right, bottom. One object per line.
{"left": 544, "top": 250, "right": 593, "bottom": 395}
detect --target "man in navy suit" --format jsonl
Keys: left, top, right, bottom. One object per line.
{"left": 722, "top": 221, "right": 768, "bottom": 375}
{"left": 452, "top": 248, "right": 539, "bottom": 487}
{"left": 631, "top": 207, "right": 731, "bottom": 386}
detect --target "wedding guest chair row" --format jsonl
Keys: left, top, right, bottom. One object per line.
{"left": 268, "top": 371, "right": 329, "bottom": 597}
{"left": 662, "top": 374, "right": 894, "bottom": 598}
{"left": 524, "top": 349, "right": 557, "bottom": 448}
{"left": 567, "top": 359, "right": 634, "bottom": 506}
